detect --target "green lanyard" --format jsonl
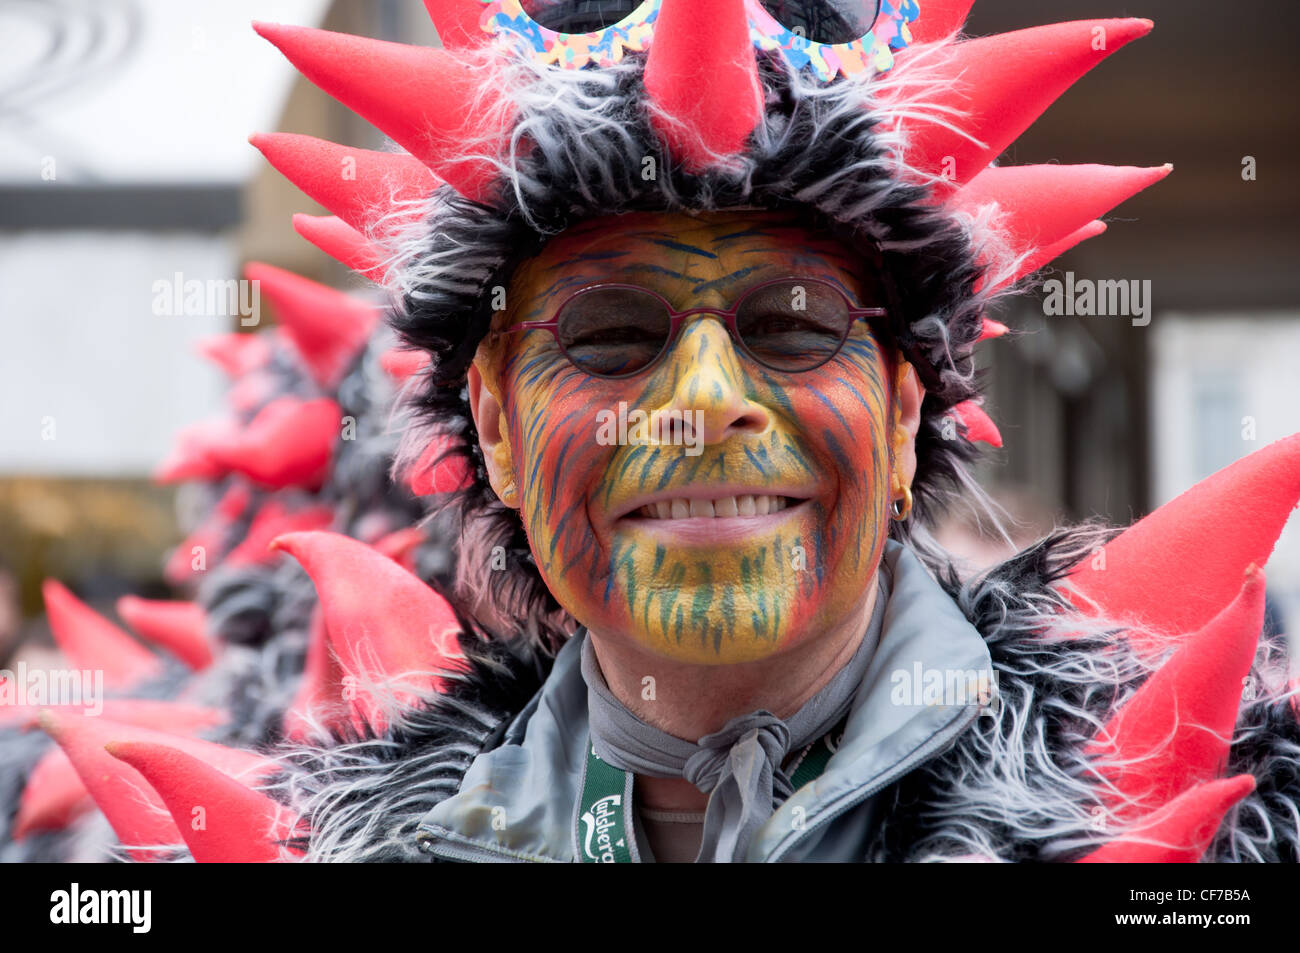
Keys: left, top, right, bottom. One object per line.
{"left": 574, "top": 719, "right": 846, "bottom": 863}
{"left": 574, "top": 740, "right": 638, "bottom": 863}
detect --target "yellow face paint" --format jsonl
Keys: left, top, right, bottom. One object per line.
{"left": 478, "top": 209, "right": 898, "bottom": 664}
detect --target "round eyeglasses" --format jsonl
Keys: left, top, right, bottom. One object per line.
{"left": 501, "top": 277, "right": 888, "bottom": 379}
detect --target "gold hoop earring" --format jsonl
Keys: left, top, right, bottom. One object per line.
{"left": 891, "top": 484, "right": 913, "bottom": 521}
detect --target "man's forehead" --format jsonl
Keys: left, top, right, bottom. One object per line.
{"left": 527, "top": 208, "right": 858, "bottom": 272}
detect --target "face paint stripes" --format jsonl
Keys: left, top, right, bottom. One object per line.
{"left": 489, "top": 210, "right": 895, "bottom": 664}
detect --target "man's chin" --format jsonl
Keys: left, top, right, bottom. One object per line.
{"left": 582, "top": 615, "right": 812, "bottom": 667}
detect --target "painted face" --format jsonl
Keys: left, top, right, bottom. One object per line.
{"left": 479, "top": 209, "right": 899, "bottom": 664}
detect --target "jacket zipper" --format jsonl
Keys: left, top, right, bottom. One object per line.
{"left": 416, "top": 825, "right": 557, "bottom": 863}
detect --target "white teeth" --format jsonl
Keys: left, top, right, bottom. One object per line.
{"left": 633, "top": 495, "right": 795, "bottom": 520}
{"left": 689, "top": 498, "right": 715, "bottom": 517}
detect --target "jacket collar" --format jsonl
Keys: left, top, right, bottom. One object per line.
{"left": 417, "top": 540, "right": 994, "bottom": 862}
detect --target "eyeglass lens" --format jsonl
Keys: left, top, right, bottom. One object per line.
{"left": 555, "top": 279, "right": 857, "bottom": 377}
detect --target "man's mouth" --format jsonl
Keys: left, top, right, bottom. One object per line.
{"left": 609, "top": 487, "right": 816, "bottom": 543}
{"left": 608, "top": 491, "right": 811, "bottom": 543}
{"left": 628, "top": 494, "right": 801, "bottom": 520}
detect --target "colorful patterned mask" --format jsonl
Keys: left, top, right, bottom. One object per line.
{"left": 475, "top": 0, "right": 918, "bottom": 79}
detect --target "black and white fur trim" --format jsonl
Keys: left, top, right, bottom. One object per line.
{"left": 268, "top": 636, "right": 548, "bottom": 862}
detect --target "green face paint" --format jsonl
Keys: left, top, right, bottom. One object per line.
{"left": 485, "top": 208, "right": 898, "bottom": 664}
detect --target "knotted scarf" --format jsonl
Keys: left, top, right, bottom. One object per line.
{"left": 580, "top": 581, "right": 887, "bottom": 862}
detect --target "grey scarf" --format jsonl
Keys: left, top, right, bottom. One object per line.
{"left": 580, "top": 579, "right": 888, "bottom": 863}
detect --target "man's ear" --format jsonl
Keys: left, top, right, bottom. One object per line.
{"left": 467, "top": 361, "right": 519, "bottom": 507}
{"left": 891, "top": 361, "right": 926, "bottom": 494}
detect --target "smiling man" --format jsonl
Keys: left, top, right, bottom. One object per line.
{"left": 457, "top": 207, "right": 943, "bottom": 860}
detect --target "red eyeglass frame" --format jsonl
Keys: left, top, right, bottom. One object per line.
{"left": 500, "top": 276, "right": 889, "bottom": 379}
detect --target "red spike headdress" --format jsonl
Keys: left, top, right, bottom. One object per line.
{"left": 6, "top": 0, "right": 1300, "bottom": 867}
{"left": 247, "top": 0, "right": 1171, "bottom": 651}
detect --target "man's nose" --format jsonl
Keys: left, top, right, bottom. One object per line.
{"left": 649, "top": 317, "right": 771, "bottom": 446}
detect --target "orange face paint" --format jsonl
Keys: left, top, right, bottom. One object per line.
{"left": 478, "top": 209, "right": 898, "bottom": 663}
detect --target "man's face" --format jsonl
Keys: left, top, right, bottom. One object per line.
{"left": 476, "top": 208, "right": 902, "bottom": 664}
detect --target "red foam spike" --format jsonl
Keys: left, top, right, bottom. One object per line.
{"left": 14, "top": 703, "right": 233, "bottom": 832}
{"left": 955, "top": 165, "right": 1169, "bottom": 273}
{"left": 644, "top": 0, "right": 761, "bottom": 170}
{"left": 10, "top": 691, "right": 223, "bottom": 832}
{"left": 983, "top": 220, "right": 1109, "bottom": 294}
{"left": 225, "top": 501, "right": 334, "bottom": 568}
{"left": 282, "top": 608, "right": 348, "bottom": 742}
{"left": 1078, "top": 775, "right": 1256, "bottom": 863}
{"left": 252, "top": 22, "right": 507, "bottom": 202}
{"left": 167, "top": 530, "right": 214, "bottom": 587}
{"left": 116, "top": 597, "right": 214, "bottom": 671}
{"left": 271, "top": 531, "right": 466, "bottom": 733}
{"left": 250, "top": 133, "right": 438, "bottom": 236}
{"left": 38, "top": 710, "right": 276, "bottom": 861}
{"left": 380, "top": 346, "right": 431, "bottom": 383}
{"left": 3, "top": 697, "right": 227, "bottom": 732}
{"left": 152, "top": 416, "right": 241, "bottom": 484}
{"left": 13, "top": 750, "right": 92, "bottom": 837}
{"left": 906, "top": 0, "right": 975, "bottom": 44}
{"left": 373, "top": 526, "right": 426, "bottom": 570}
{"left": 197, "top": 332, "right": 271, "bottom": 377}
{"left": 407, "top": 433, "right": 475, "bottom": 496}
{"left": 152, "top": 451, "right": 223, "bottom": 485}
{"left": 244, "top": 262, "right": 379, "bottom": 389}
{"left": 949, "top": 401, "right": 1002, "bottom": 449}
{"left": 10, "top": 696, "right": 231, "bottom": 837}
{"left": 1065, "top": 433, "right": 1300, "bottom": 638}
{"left": 978, "top": 317, "right": 1008, "bottom": 341}
{"left": 224, "top": 369, "right": 279, "bottom": 414}
{"left": 164, "top": 483, "right": 252, "bottom": 586}
{"left": 902, "top": 19, "right": 1154, "bottom": 190}
{"left": 293, "top": 214, "right": 388, "bottom": 283}
{"left": 41, "top": 580, "right": 161, "bottom": 690}
{"left": 107, "top": 741, "right": 303, "bottom": 863}
{"left": 422, "top": 0, "right": 487, "bottom": 49}
{"left": 209, "top": 396, "right": 341, "bottom": 491}
{"left": 1089, "top": 569, "right": 1266, "bottom": 815}
{"left": 216, "top": 482, "right": 254, "bottom": 521}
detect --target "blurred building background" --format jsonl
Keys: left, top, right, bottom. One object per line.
{"left": 944, "top": 0, "right": 1300, "bottom": 639}
{"left": 1, "top": 0, "right": 1298, "bottom": 655}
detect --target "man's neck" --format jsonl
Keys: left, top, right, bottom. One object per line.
{"left": 587, "top": 579, "right": 880, "bottom": 811}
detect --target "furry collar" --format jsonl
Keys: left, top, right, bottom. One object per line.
{"left": 268, "top": 526, "right": 1300, "bottom": 862}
